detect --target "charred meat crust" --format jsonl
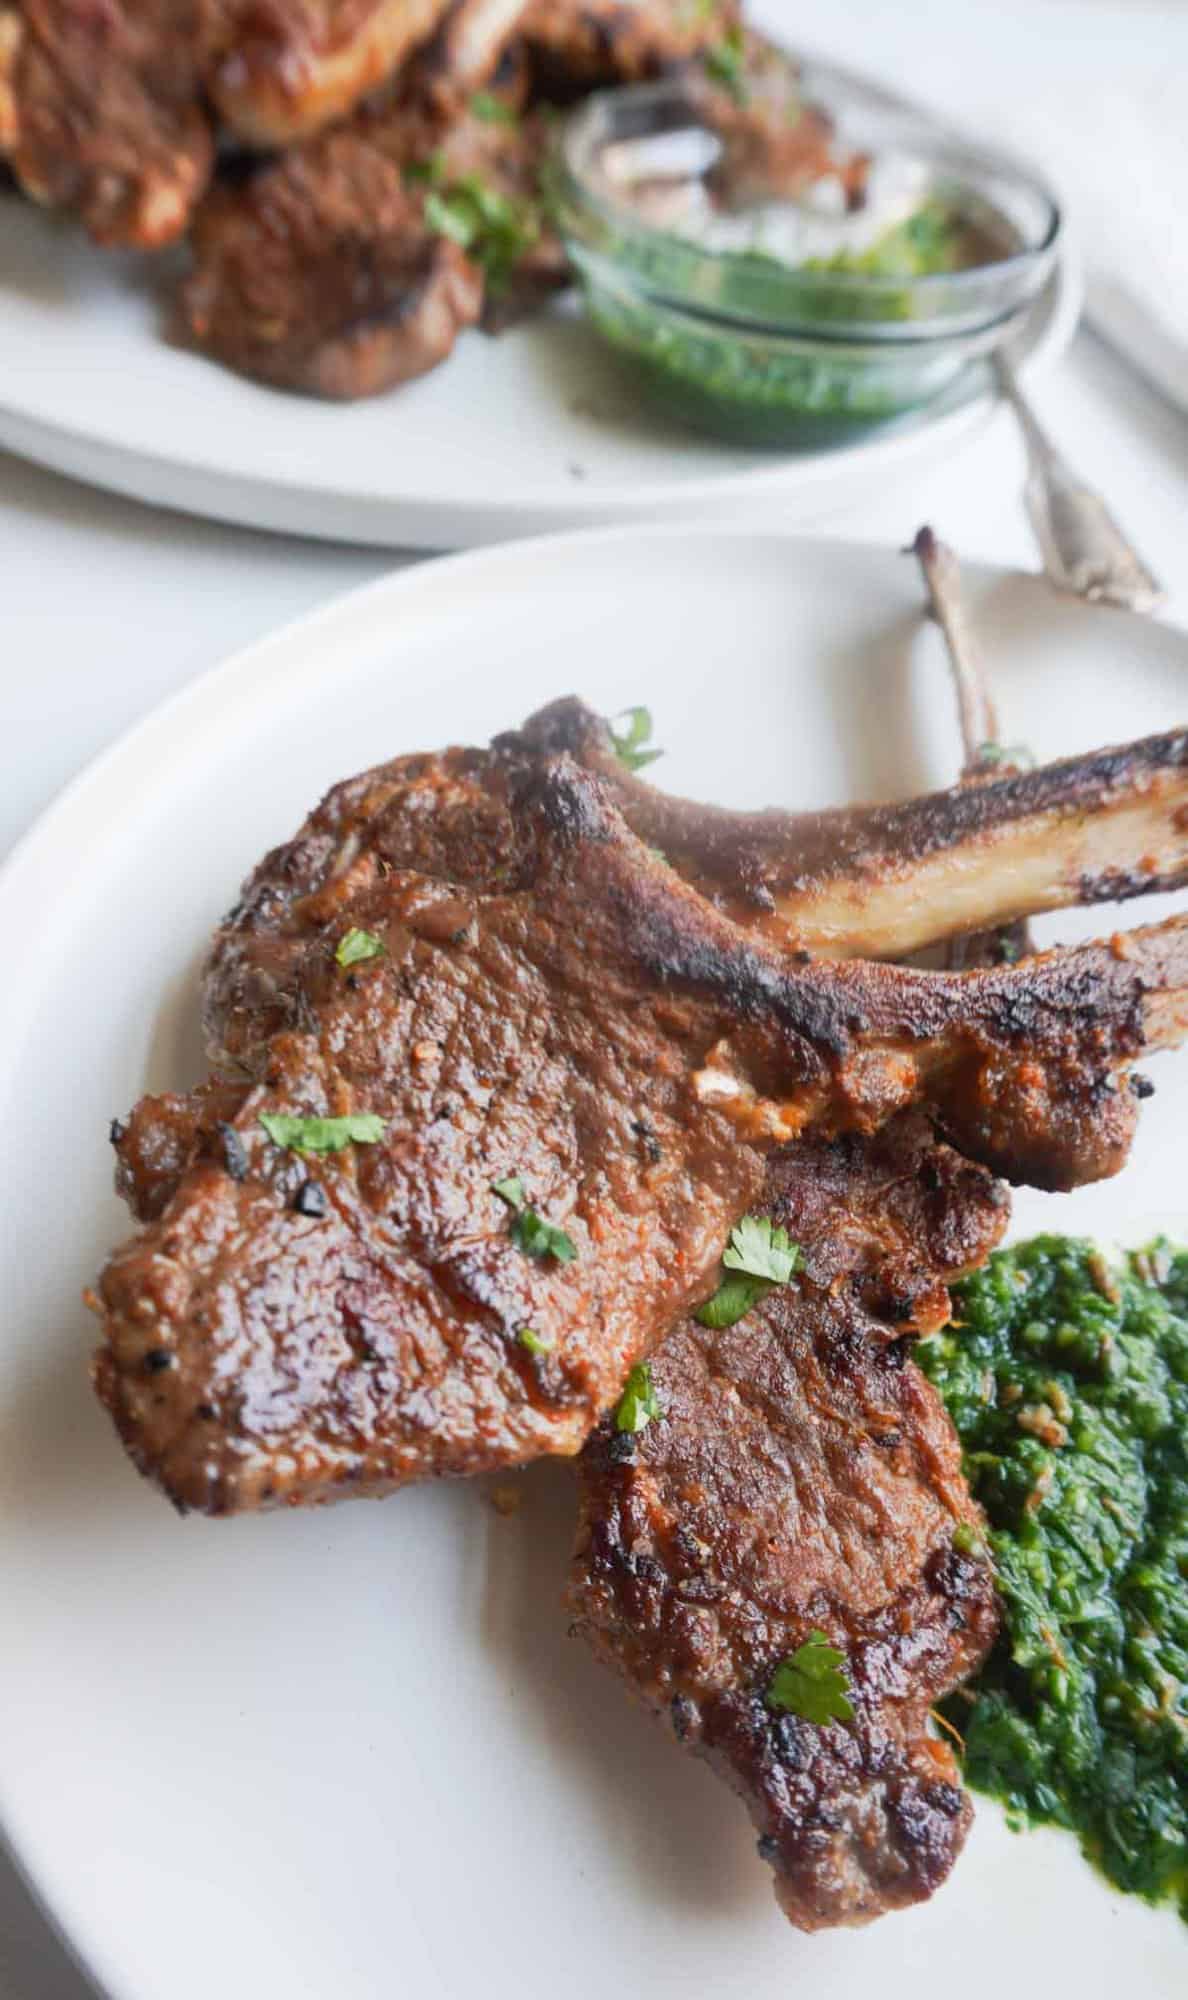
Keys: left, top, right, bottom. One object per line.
{"left": 569, "top": 1124, "right": 1003, "bottom": 1928}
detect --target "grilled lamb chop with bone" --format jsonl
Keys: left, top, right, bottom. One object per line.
{"left": 94, "top": 705, "right": 1188, "bottom": 1515}
{"left": 566, "top": 586, "right": 1028, "bottom": 1932}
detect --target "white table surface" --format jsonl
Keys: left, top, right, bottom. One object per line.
{"left": 3, "top": 1, "right": 1188, "bottom": 1992}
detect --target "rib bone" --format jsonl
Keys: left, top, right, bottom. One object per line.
{"left": 519, "top": 699, "right": 1188, "bottom": 959}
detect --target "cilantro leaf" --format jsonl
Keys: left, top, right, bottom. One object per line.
{"left": 425, "top": 187, "right": 478, "bottom": 250}
{"left": 424, "top": 172, "right": 539, "bottom": 292}
{"left": 703, "top": 24, "right": 746, "bottom": 101}
{"left": 976, "top": 741, "right": 1036, "bottom": 771}
{"left": 518, "top": 1326, "right": 553, "bottom": 1356}
{"left": 722, "top": 1215, "right": 800, "bottom": 1285}
{"left": 615, "top": 1362, "right": 663, "bottom": 1433}
{"left": 511, "top": 1208, "right": 577, "bottom": 1263}
{"left": 471, "top": 90, "right": 517, "bottom": 125}
{"left": 259, "top": 1112, "right": 385, "bottom": 1154}
{"left": 335, "top": 926, "right": 386, "bottom": 969}
{"left": 694, "top": 1270, "right": 771, "bottom": 1329}
{"left": 695, "top": 1215, "right": 800, "bottom": 1327}
{"left": 609, "top": 706, "right": 664, "bottom": 773}
{"left": 404, "top": 149, "right": 446, "bottom": 187}
{"left": 766, "top": 1631, "right": 854, "bottom": 1726}
{"left": 492, "top": 1175, "right": 577, "bottom": 1263}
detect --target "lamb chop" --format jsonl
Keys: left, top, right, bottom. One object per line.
{"left": 565, "top": 567, "right": 1022, "bottom": 1932}
{"left": 0, "top": 0, "right": 218, "bottom": 246}
{"left": 178, "top": 78, "right": 559, "bottom": 394}
{"left": 93, "top": 711, "right": 1188, "bottom": 1515}
{"left": 569, "top": 1115, "right": 1004, "bottom": 1929}
{"left": 0, "top": 0, "right": 456, "bottom": 246}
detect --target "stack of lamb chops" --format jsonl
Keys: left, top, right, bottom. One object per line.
{"left": 92, "top": 557, "right": 1188, "bottom": 1929}
{"left": 0, "top": 0, "right": 846, "bottom": 395}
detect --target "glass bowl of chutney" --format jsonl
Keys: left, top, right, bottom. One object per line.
{"left": 550, "top": 62, "right": 1063, "bottom": 446}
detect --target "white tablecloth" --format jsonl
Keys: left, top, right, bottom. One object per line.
{"left": 3, "top": 1, "right": 1188, "bottom": 1992}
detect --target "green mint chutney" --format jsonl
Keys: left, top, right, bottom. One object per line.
{"left": 919, "top": 1236, "right": 1188, "bottom": 1921}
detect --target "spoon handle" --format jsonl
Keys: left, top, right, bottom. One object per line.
{"left": 995, "top": 354, "right": 1164, "bottom": 615}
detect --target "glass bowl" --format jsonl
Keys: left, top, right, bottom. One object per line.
{"left": 551, "top": 67, "right": 1063, "bottom": 445}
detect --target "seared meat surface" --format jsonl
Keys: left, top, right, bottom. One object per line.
{"left": 94, "top": 710, "right": 1188, "bottom": 1514}
{"left": 0, "top": 0, "right": 217, "bottom": 245}
{"left": 208, "top": 0, "right": 452, "bottom": 146}
{"left": 179, "top": 87, "right": 559, "bottom": 394}
{"left": 180, "top": 121, "right": 484, "bottom": 396}
{"left": 571, "top": 1117, "right": 1004, "bottom": 1928}
{"left": 519, "top": 0, "right": 738, "bottom": 91}
{"left": 0, "top": 0, "right": 456, "bottom": 243}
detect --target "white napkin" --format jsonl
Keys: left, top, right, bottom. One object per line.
{"left": 990, "top": 73, "right": 1188, "bottom": 413}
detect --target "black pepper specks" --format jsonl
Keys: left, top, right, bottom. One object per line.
{"left": 144, "top": 1348, "right": 174, "bottom": 1373}
{"left": 1131, "top": 1073, "right": 1155, "bottom": 1100}
{"left": 631, "top": 1117, "right": 662, "bottom": 1165}
{"left": 293, "top": 1179, "right": 328, "bottom": 1218}
{"left": 109, "top": 1118, "right": 127, "bottom": 1146}
{"left": 217, "top": 1122, "right": 249, "bottom": 1181}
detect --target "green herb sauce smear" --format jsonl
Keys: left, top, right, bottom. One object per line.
{"left": 919, "top": 1236, "right": 1188, "bottom": 1920}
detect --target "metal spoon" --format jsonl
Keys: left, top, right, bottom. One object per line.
{"left": 994, "top": 352, "right": 1164, "bottom": 615}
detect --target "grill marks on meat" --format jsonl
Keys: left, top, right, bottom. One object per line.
{"left": 95, "top": 718, "right": 1188, "bottom": 1515}
{"left": 522, "top": 699, "right": 1188, "bottom": 959}
{"left": 570, "top": 1119, "right": 1004, "bottom": 1929}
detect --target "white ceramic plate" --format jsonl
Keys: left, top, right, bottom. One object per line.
{"left": 1, "top": 529, "right": 1184, "bottom": 2000}
{"left": 0, "top": 188, "right": 1078, "bottom": 550}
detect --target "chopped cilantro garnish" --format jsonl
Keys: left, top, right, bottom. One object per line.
{"left": 703, "top": 24, "right": 746, "bottom": 101}
{"left": 615, "top": 1362, "right": 663, "bottom": 1434}
{"left": 723, "top": 1214, "right": 800, "bottom": 1284}
{"left": 609, "top": 706, "right": 663, "bottom": 773}
{"left": 470, "top": 90, "right": 517, "bottom": 125}
{"left": 766, "top": 1631, "right": 854, "bottom": 1726}
{"left": 512, "top": 1209, "right": 577, "bottom": 1263}
{"left": 424, "top": 173, "right": 540, "bottom": 292}
{"left": 518, "top": 1326, "right": 553, "bottom": 1357}
{"left": 976, "top": 741, "right": 1037, "bottom": 771}
{"left": 695, "top": 1216, "right": 800, "bottom": 1328}
{"left": 492, "top": 1175, "right": 577, "bottom": 1263}
{"left": 335, "top": 926, "right": 386, "bottom": 969}
{"left": 404, "top": 149, "right": 445, "bottom": 187}
{"left": 259, "top": 1112, "right": 385, "bottom": 1154}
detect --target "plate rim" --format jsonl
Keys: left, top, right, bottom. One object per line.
{"left": 0, "top": 238, "right": 1081, "bottom": 549}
